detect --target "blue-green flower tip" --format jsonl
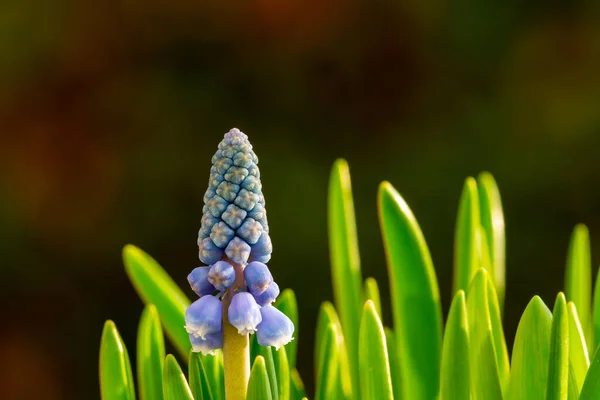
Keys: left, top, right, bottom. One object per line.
{"left": 256, "top": 305, "right": 294, "bottom": 349}
{"left": 198, "top": 128, "right": 271, "bottom": 265}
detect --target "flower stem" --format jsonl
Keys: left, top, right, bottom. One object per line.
{"left": 222, "top": 261, "right": 250, "bottom": 400}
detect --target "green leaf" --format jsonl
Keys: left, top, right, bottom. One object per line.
{"left": 565, "top": 224, "right": 593, "bottom": 353}
{"left": 567, "top": 362, "right": 579, "bottom": 400}
{"left": 486, "top": 277, "right": 510, "bottom": 394}
{"left": 137, "top": 305, "right": 165, "bottom": 400}
{"left": 255, "top": 346, "right": 279, "bottom": 400}
{"left": 123, "top": 245, "right": 191, "bottom": 359}
{"left": 314, "top": 302, "right": 352, "bottom": 399}
{"left": 440, "top": 291, "right": 470, "bottom": 400}
{"left": 290, "top": 369, "right": 307, "bottom": 400}
{"left": 579, "top": 346, "right": 600, "bottom": 399}
{"left": 359, "top": 300, "right": 393, "bottom": 400}
{"left": 363, "top": 277, "right": 382, "bottom": 319}
{"left": 162, "top": 355, "right": 194, "bottom": 400}
{"left": 466, "top": 269, "right": 502, "bottom": 400}
{"left": 247, "top": 356, "right": 273, "bottom": 400}
{"left": 594, "top": 268, "right": 600, "bottom": 352}
{"left": 200, "top": 351, "right": 224, "bottom": 400}
{"left": 508, "top": 296, "right": 552, "bottom": 400}
{"left": 477, "top": 172, "right": 506, "bottom": 311}
{"left": 547, "top": 293, "right": 569, "bottom": 400}
{"left": 189, "top": 352, "right": 213, "bottom": 400}
{"left": 100, "top": 320, "right": 136, "bottom": 400}
{"left": 384, "top": 328, "right": 401, "bottom": 400}
{"left": 328, "top": 159, "right": 362, "bottom": 395}
{"left": 273, "top": 347, "right": 290, "bottom": 400}
{"left": 453, "top": 177, "right": 481, "bottom": 295}
{"left": 315, "top": 324, "right": 340, "bottom": 400}
{"left": 378, "top": 182, "right": 443, "bottom": 400}
{"left": 567, "top": 302, "right": 590, "bottom": 393}
{"left": 275, "top": 289, "right": 299, "bottom": 369}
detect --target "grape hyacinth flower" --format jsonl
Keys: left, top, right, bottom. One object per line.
{"left": 183, "top": 128, "right": 295, "bottom": 398}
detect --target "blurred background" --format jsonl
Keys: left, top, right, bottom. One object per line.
{"left": 2, "top": 0, "right": 600, "bottom": 398}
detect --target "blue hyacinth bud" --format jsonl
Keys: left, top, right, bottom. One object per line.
{"left": 189, "top": 332, "right": 223, "bottom": 356}
{"left": 197, "top": 128, "right": 272, "bottom": 263}
{"left": 187, "top": 266, "right": 216, "bottom": 297}
{"left": 256, "top": 305, "right": 295, "bottom": 349}
{"left": 228, "top": 292, "right": 262, "bottom": 335}
{"left": 253, "top": 281, "right": 280, "bottom": 306}
{"left": 185, "top": 295, "right": 222, "bottom": 339}
{"left": 244, "top": 261, "right": 273, "bottom": 295}
{"left": 208, "top": 261, "right": 235, "bottom": 291}
{"left": 198, "top": 237, "right": 224, "bottom": 265}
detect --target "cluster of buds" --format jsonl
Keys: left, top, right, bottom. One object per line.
{"left": 184, "top": 129, "right": 294, "bottom": 355}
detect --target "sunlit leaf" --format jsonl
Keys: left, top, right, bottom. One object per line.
{"left": 363, "top": 277, "right": 382, "bottom": 319}
{"left": 200, "top": 351, "right": 224, "bottom": 400}
{"left": 273, "top": 347, "right": 290, "bottom": 400}
{"left": 567, "top": 302, "right": 590, "bottom": 393}
{"left": 486, "top": 277, "right": 510, "bottom": 394}
{"left": 137, "top": 304, "right": 165, "bottom": 400}
{"left": 440, "top": 291, "right": 470, "bottom": 400}
{"left": 384, "top": 328, "right": 401, "bottom": 400}
{"left": 453, "top": 177, "right": 480, "bottom": 295}
{"left": 315, "top": 324, "right": 341, "bottom": 400}
{"left": 189, "top": 352, "right": 213, "bottom": 400}
{"left": 123, "top": 245, "right": 191, "bottom": 358}
{"left": 162, "top": 355, "right": 193, "bottom": 400}
{"left": 100, "top": 320, "right": 136, "bottom": 400}
{"left": 547, "top": 293, "right": 569, "bottom": 400}
{"left": 378, "top": 182, "right": 443, "bottom": 400}
{"left": 290, "top": 369, "right": 307, "bottom": 400}
{"left": 254, "top": 345, "right": 279, "bottom": 400}
{"left": 247, "top": 356, "right": 273, "bottom": 400}
{"left": 275, "top": 289, "right": 299, "bottom": 370}
{"left": 579, "top": 346, "right": 600, "bottom": 399}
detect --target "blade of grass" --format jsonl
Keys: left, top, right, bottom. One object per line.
{"left": 314, "top": 302, "right": 352, "bottom": 399}
{"left": 255, "top": 346, "right": 279, "bottom": 400}
{"left": 466, "top": 269, "right": 502, "bottom": 400}
{"left": 384, "top": 328, "right": 401, "bottom": 400}
{"left": 486, "top": 277, "right": 510, "bottom": 395}
{"left": 137, "top": 305, "right": 165, "bottom": 400}
{"left": 274, "top": 289, "right": 298, "bottom": 370}
{"left": 565, "top": 224, "right": 592, "bottom": 353}
{"left": 579, "top": 346, "right": 600, "bottom": 399}
{"left": 315, "top": 324, "right": 341, "bottom": 400}
{"left": 189, "top": 352, "right": 213, "bottom": 400}
{"left": 453, "top": 177, "right": 481, "bottom": 295}
{"left": 547, "top": 293, "right": 569, "bottom": 400}
{"left": 477, "top": 172, "right": 506, "bottom": 311}
{"left": 359, "top": 301, "right": 393, "bottom": 400}
{"left": 328, "top": 159, "right": 362, "bottom": 396}
{"left": 290, "top": 369, "right": 307, "bottom": 400}
{"left": 123, "top": 245, "right": 191, "bottom": 358}
{"left": 508, "top": 296, "right": 552, "bottom": 400}
{"left": 567, "top": 362, "right": 578, "bottom": 400}
{"left": 363, "top": 277, "right": 382, "bottom": 319}
{"left": 567, "top": 302, "right": 590, "bottom": 393}
{"left": 162, "top": 355, "right": 194, "bottom": 400}
{"left": 378, "top": 182, "right": 443, "bottom": 400}
{"left": 201, "top": 351, "right": 224, "bottom": 400}
{"left": 440, "top": 291, "right": 470, "bottom": 400}
{"left": 594, "top": 269, "right": 600, "bottom": 352}
{"left": 273, "top": 347, "right": 290, "bottom": 400}
{"left": 99, "top": 320, "right": 136, "bottom": 400}
{"left": 247, "top": 356, "right": 273, "bottom": 400}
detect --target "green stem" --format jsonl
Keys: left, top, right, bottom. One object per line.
{"left": 222, "top": 261, "right": 251, "bottom": 400}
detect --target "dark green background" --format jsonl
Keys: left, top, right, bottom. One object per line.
{"left": 1, "top": 0, "right": 600, "bottom": 398}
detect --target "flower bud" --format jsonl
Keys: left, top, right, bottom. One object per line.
{"left": 189, "top": 332, "right": 223, "bottom": 356}
{"left": 207, "top": 261, "right": 235, "bottom": 291}
{"left": 185, "top": 295, "right": 222, "bottom": 339}
{"left": 244, "top": 261, "right": 273, "bottom": 295}
{"left": 228, "top": 292, "right": 262, "bottom": 335}
{"left": 253, "top": 281, "right": 280, "bottom": 307}
{"left": 187, "top": 266, "right": 215, "bottom": 297}
{"left": 256, "top": 305, "right": 295, "bottom": 349}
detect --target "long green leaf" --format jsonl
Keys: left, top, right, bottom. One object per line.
{"left": 189, "top": 352, "right": 213, "bottom": 400}
{"left": 378, "top": 182, "right": 443, "bottom": 400}
{"left": 201, "top": 351, "right": 224, "bottom": 400}
{"left": 100, "top": 320, "right": 136, "bottom": 400}
{"left": 359, "top": 301, "right": 393, "bottom": 400}
{"left": 275, "top": 289, "right": 299, "bottom": 370}
{"left": 486, "top": 277, "right": 510, "bottom": 394}
{"left": 273, "top": 347, "right": 290, "bottom": 400}
{"left": 314, "top": 302, "right": 352, "bottom": 399}
{"left": 384, "top": 328, "right": 401, "bottom": 400}
{"left": 565, "top": 224, "right": 593, "bottom": 353}
{"left": 547, "top": 293, "right": 569, "bottom": 400}
{"left": 328, "top": 159, "right": 362, "bottom": 396}
{"left": 247, "top": 356, "right": 273, "bottom": 400}
{"left": 508, "top": 296, "right": 552, "bottom": 400}
{"left": 290, "top": 369, "right": 307, "bottom": 400}
{"left": 440, "top": 291, "right": 470, "bottom": 400}
{"left": 594, "top": 268, "right": 600, "bottom": 352}
{"left": 315, "top": 324, "right": 340, "bottom": 400}
{"left": 567, "top": 302, "right": 590, "bottom": 393}
{"left": 162, "top": 355, "right": 194, "bottom": 400}
{"left": 453, "top": 177, "right": 481, "bottom": 295}
{"left": 579, "top": 346, "right": 600, "bottom": 399}
{"left": 123, "top": 245, "right": 191, "bottom": 358}
{"left": 466, "top": 269, "right": 502, "bottom": 400}
{"left": 255, "top": 346, "right": 279, "bottom": 400}
{"left": 137, "top": 305, "right": 165, "bottom": 400}
{"left": 567, "top": 362, "right": 578, "bottom": 400}
{"left": 477, "top": 172, "right": 506, "bottom": 311}
{"left": 363, "top": 277, "right": 382, "bottom": 319}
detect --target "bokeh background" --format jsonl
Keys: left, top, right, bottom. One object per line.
{"left": 2, "top": 0, "right": 600, "bottom": 398}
